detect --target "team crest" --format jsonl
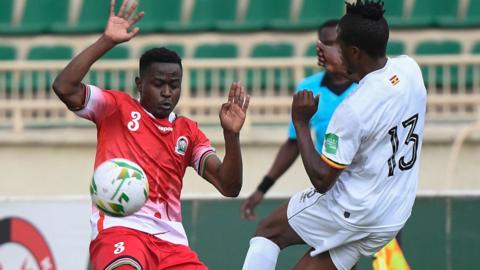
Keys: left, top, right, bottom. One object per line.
{"left": 175, "top": 136, "right": 189, "bottom": 155}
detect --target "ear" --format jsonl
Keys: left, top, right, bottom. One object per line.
{"left": 135, "top": 76, "right": 142, "bottom": 95}
{"left": 351, "top": 46, "right": 361, "bottom": 60}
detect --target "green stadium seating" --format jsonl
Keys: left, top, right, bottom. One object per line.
{"left": 188, "top": 0, "right": 237, "bottom": 31}
{"left": 57, "top": 0, "right": 121, "bottom": 33}
{"left": 89, "top": 46, "right": 130, "bottom": 90}
{"left": 135, "top": 0, "right": 182, "bottom": 32}
{"left": 415, "top": 40, "right": 462, "bottom": 88}
{"left": 440, "top": 0, "right": 480, "bottom": 27}
{"left": 191, "top": 44, "right": 239, "bottom": 91}
{"left": 22, "top": 45, "right": 73, "bottom": 98}
{"left": 466, "top": 42, "right": 480, "bottom": 87}
{"left": 140, "top": 44, "right": 186, "bottom": 58}
{"left": 0, "top": 0, "right": 13, "bottom": 25}
{"left": 248, "top": 43, "right": 295, "bottom": 91}
{"left": 407, "top": 0, "right": 459, "bottom": 27}
{"left": 383, "top": 0, "right": 406, "bottom": 27}
{"left": 272, "top": 0, "right": 345, "bottom": 30}
{"left": 0, "top": 45, "right": 16, "bottom": 96}
{"left": 1, "top": 0, "right": 69, "bottom": 34}
{"left": 387, "top": 40, "right": 406, "bottom": 56}
{"left": 221, "top": 0, "right": 290, "bottom": 31}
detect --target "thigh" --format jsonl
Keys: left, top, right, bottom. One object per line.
{"left": 149, "top": 237, "right": 208, "bottom": 270}
{"left": 90, "top": 227, "right": 147, "bottom": 270}
{"left": 294, "top": 249, "right": 338, "bottom": 270}
{"left": 255, "top": 201, "right": 305, "bottom": 249}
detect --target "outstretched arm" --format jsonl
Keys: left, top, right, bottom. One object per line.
{"left": 292, "top": 90, "right": 344, "bottom": 193}
{"left": 202, "top": 82, "right": 250, "bottom": 197}
{"left": 240, "top": 139, "right": 299, "bottom": 220}
{"left": 53, "top": 0, "right": 143, "bottom": 109}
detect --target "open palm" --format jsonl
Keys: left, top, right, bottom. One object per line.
{"left": 220, "top": 82, "right": 250, "bottom": 133}
{"left": 104, "top": 0, "right": 144, "bottom": 44}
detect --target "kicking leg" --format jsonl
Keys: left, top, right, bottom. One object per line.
{"left": 293, "top": 249, "right": 337, "bottom": 270}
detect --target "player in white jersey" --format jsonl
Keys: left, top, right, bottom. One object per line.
{"left": 242, "top": 1, "right": 426, "bottom": 269}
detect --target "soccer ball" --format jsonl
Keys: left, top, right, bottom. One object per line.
{"left": 90, "top": 158, "right": 149, "bottom": 217}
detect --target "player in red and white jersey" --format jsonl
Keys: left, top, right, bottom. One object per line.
{"left": 53, "top": 1, "right": 250, "bottom": 269}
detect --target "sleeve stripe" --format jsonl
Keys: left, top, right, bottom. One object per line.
{"left": 197, "top": 149, "right": 215, "bottom": 173}
{"left": 200, "top": 151, "right": 216, "bottom": 177}
{"left": 321, "top": 154, "right": 348, "bottom": 170}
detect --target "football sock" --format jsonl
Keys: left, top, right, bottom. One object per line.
{"left": 242, "top": 236, "right": 280, "bottom": 270}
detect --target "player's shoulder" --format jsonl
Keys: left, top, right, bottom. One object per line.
{"left": 175, "top": 115, "right": 201, "bottom": 130}
{"left": 297, "top": 71, "right": 325, "bottom": 89}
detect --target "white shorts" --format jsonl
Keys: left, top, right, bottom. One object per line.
{"left": 287, "top": 187, "right": 398, "bottom": 270}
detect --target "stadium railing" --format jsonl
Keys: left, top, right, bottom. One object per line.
{"left": 1, "top": 56, "right": 480, "bottom": 132}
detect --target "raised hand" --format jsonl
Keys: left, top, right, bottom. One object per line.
{"left": 240, "top": 190, "right": 264, "bottom": 220}
{"left": 292, "top": 90, "right": 319, "bottom": 125}
{"left": 219, "top": 82, "right": 250, "bottom": 134}
{"left": 103, "top": 0, "right": 144, "bottom": 45}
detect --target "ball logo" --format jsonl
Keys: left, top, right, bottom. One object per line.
{"left": 175, "top": 136, "right": 188, "bottom": 155}
{"left": 128, "top": 111, "right": 141, "bottom": 131}
{"left": 0, "top": 217, "right": 56, "bottom": 270}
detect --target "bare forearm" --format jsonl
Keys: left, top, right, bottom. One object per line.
{"left": 217, "top": 131, "right": 243, "bottom": 197}
{"left": 266, "top": 139, "right": 299, "bottom": 180}
{"left": 53, "top": 36, "right": 116, "bottom": 107}
{"left": 294, "top": 123, "right": 329, "bottom": 192}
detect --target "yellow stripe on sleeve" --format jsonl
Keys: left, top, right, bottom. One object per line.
{"left": 321, "top": 154, "right": 348, "bottom": 170}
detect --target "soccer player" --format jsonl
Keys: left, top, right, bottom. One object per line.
{"left": 240, "top": 19, "right": 356, "bottom": 221}
{"left": 242, "top": 1, "right": 426, "bottom": 269}
{"left": 53, "top": 0, "right": 250, "bottom": 269}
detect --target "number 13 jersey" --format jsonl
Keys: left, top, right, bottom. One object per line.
{"left": 321, "top": 56, "right": 427, "bottom": 232}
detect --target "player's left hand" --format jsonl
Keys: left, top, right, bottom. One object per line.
{"left": 292, "top": 90, "right": 319, "bottom": 125}
{"left": 219, "top": 82, "right": 250, "bottom": 133}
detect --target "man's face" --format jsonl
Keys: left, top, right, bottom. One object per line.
{"left": 318, "top": 26, "right": 337, "bottom": 46}
{"left": 136, "top": 62, "right": 182, "bottom": 119}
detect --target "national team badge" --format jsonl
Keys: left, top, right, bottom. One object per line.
{"left": 175, "top": 136, "right": 189, "bottom": 155}
{"left": 325, "top": 133, "right": 339, "bottom": 155}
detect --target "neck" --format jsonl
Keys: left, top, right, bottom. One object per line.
{"left": 357, "top": 56, "right": 388, "bottom": 81}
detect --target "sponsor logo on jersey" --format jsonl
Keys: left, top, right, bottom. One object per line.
{"left": 325, "top": 133, "right": 339, "bottom": 155}
{"left": 175, "top": 136, "right": 188, "bottom": 155}
{"left": 156, "top": 125, "right": 173, "bottom": 133}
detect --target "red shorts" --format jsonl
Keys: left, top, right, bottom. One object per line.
{"left": 89, "top": 227, "right": 208, "bottom": 270}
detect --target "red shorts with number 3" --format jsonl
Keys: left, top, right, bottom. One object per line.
{"left": 89, "top": 227, "right": 208, "bottom": 270}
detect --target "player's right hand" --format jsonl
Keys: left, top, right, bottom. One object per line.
{"left": 241, "top": 190, "right": 264, "bottom": 220}
{"left": 103, "top": 0, "right": 144, "bottom": 45}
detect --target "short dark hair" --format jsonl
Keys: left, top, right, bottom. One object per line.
{"left": 338, "top": 0, "right": 389, "bottom": 58}
{"left": 139, "top": 47, "right": 183, "bottom": 76}
{"left": 317, "top": 19, "right": 339, "bottom": 37}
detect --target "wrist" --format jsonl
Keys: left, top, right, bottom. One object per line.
{"left": 257, "top": 176, "right": 275, "bottom": 194}
{"left": 98, "top": 35, "right": 117, "bottom": 49}
{"left": 223, "top": 130, "right": 240, "bottom": 138}
{"left": 293, "top": 120, "right": 309, "bottom": 129}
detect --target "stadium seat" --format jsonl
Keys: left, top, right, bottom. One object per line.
{"left": 88, "top": 46, "right": 131, "bottom": 90}
{"left": 440, "top": 0, "right": 480, "bottom": 27}
{"left": 191, "top": 43, "right": 239, "bottom": 91}
{"left": 188, "top": 0, "right": 237, "bottom": 31}
{"left": 382, "top": 0, "right": 406, "bottom": 27}
{"left": 272, "top": 0, "right": 345, "bottom": 30}
{"left": 0, "top": 45, "right": 16, "bottom": 96}
{"left": 23, "top": 45, "right": 73, "bottom": 97}
{"left": 221, "top": 0, "right": 290, "bottom": 31}
{"left": 57, "top": 0, "right": 121, "bottom": 33}
{"left": 140, "top": 44, "right": 186, "bottom": 59}
{"left": 0, "top": 0, "right": 13, "bottom": 26}
{"left": 135, "top": 0, "right": 183, "bottom": 32}
{"left": 406, "top": 0, "right": 459, "bottom": 27}
{"left": 2, "top": 0, "right": 69, "bottom": 34}
{"left": 415, "top": 40, "right": 462, "bottom": 88}
{"left": 387, "top": 40, "right": 406, "bottom": 56}
{"left": 248, "top": 43, "right": 295, "bottom": 91}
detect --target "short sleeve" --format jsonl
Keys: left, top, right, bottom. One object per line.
{"left": 189, "top": 125, "right": 216, "bottom": 176}
{"left": 321, "top": 102, "right": 362, "bottom": 169}
{"left": 74, "top": 84, "right": 117, "bottom": 123}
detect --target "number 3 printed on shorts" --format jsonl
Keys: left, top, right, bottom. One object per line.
{"left": 114, "top": 242, "right": 125, "bottom": 254}
{"left": 387, "top": 114, "right": 419, "bottom": 177}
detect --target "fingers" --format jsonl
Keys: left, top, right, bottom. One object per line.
{"left": 240, "top": 202, "right": 256, "bottom": 220}
{"left": 127, "top": 27, "right": 140, "bottom": 39}
{"left": 314, "top": 94, "right": 320, "bottom": 107}
{"left": 110, "top": 0, "right": 116, "bottom": 15}
{"left": 117, "top": 0, "right": 129, "bottom": 17}
{"left": 242, "top": 94, "right": 250, "bottom": 113}
{"left": 124, "top": 0, "right": 138, "bottom": 19}
{"left": 227, "top": 82, "right": 236, "bottom": 103}
{"left": 128, "top": 11, "right": 144, "bottom": 27}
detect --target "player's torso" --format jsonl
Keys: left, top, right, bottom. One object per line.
{"left": 94, "top": 96, "right": 195, "bottom": 220}
{"left": 330, "top": 56, "right": 427, "bottom": 230}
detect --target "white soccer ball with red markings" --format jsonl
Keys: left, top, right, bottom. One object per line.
{"left": 90, "top": 158, "right": 149, "bottom": 217}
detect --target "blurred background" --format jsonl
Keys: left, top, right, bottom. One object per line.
{"left": 0, "top": 0, "right": 479, "bottom": 269}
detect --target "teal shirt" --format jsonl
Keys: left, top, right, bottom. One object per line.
{"left": 288, "top": 71, "right": 357, "bottom": 153}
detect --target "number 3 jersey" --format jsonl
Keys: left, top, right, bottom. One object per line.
{"left": 75, "top": 84, "right": 215, "bottom": 246}
{"left": 321, "top": 56, "right": 427, "bottom": 232}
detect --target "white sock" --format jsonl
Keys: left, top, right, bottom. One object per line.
{"left": 242, "top": 236, "right": 281, "bottom": 270}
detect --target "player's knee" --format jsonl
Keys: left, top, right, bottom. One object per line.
{"left": 255, "top": 217, "right": 276, "bottom": 238}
